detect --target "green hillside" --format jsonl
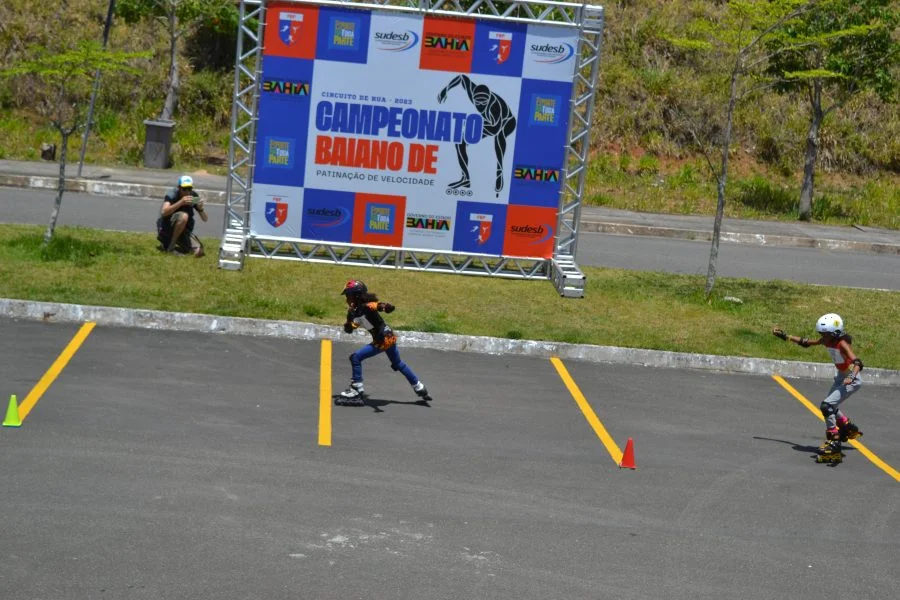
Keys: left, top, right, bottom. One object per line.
{"left": 1, "top": 0, "right": 897, "bottom": 228}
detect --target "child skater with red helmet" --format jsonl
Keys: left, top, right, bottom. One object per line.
{"left": 773, "top": 313, "right": 864, "bottom": 463}
{"left": 337, "top": 279, "right": 431, "bottom": 405}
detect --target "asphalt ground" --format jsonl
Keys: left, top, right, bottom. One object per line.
{"left": 2, "top": 317, "right": 898, "bottom": 600}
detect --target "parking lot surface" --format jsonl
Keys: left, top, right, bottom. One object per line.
{"left": 2, "top": 318, "right": 898, "bottom": 600}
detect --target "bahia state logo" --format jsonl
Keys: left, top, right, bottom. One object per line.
{"left": 265, "top": 198, "right": 288, "bottom": 228}
{"left": 529, "top": 41, "right": 576, "bottom": 64}
{"left": 278, "top": 12, "right": 304, "bottom": 47}
{"left": 424, "top": 33, "right": 471, "bottom": 52}
{"left": 406, "top": 213, "right": 451, "bottom": 232}
{"left": 488, "top": 31, "right": 512, "bottom": 64}
{"left": 365, "top": 204, "right": 394, "bottom": 234}
{"left": 514, "top": 165, "right": 560, "bottom": 182}
{"left": 373, "top": 30, "right": 420, "bottom": 52}
{"left": 305, "top": 206, "right": 350, "bottom": 229}
{"left": 530, "top": 94, "right": 560, "bottom": 127}
{"left": 510, "top": 222, "right": 554, "bottom": 245}
{"left": 330, "top": 18, "right": 358, "bottom": 50}
{"left": 262, "top": 78, "right": 310, "bottom": 96}
{"left": 468, "top": 212, "right": 493, "bottom": 246}
{"left": 266, "top": 137, "right": 294, "bottom": 169}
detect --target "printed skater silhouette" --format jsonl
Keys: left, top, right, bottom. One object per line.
{"left": 437, "top": 75, "right": 516, "bottom": 196}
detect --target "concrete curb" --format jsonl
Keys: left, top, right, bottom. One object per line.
{"left": 3, "top": 298, "right": 898, "bottom": 386}
{"left": 0, "top": 174, "right": 227, "bottom": 204}
{"left": 579, "top": 221, "right": 900, "bottom": 256}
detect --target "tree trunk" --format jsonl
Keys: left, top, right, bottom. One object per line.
{"left": 44, "top": 130, "right": 69, "bottom": 246}
{"left": 705, "top": 67, "right": 739, "bottom": 297}
{"left": 159, "top": 11, "right": 180, "bottom": 121}
{"left": 799, "top": 79, "right": 823, "bottom": 221}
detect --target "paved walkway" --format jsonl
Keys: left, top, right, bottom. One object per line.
{"left": 1, "top": 158, "right": 897, "bottom": 255}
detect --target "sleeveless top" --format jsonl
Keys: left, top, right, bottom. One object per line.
{"left": 823, "top": 335, "right": 853, "bottom": 372}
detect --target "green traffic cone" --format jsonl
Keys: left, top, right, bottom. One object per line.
{"left": 3, "top": 395, "right": 21, "bottom": 427}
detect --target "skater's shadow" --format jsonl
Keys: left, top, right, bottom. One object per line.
{"left": 333, "top": 396, "right": 431, "bottom": 413}
{"left": 753, "top": 436, "right": 819, "bottom": 454}
{"left": 754, "top": 436, "right": 852, "bottom": 467}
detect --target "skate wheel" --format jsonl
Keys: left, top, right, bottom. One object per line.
{"left": 816, "top": 453, "right": 845, "bottom": 463}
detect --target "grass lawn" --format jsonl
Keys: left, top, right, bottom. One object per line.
{"left": 1, "top": 224, "right": 898, "bottom": 370}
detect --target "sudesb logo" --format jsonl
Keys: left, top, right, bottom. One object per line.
{"left": 511, "top": 224, "right": 544, "bottom": 234}
{"left": 374, "top": 30, "right": 420, "bottom": 52}
{"left": 529, "top": 42, "right": 575, "bottom": 64}
{"left": 375, "top": 31, "right": 409, "bottom": 41}
{"left": 510, "top": 223, "right": 553, "bottom": 244}
{"left": 306, "top": 207, "right": 349, "bottom": 227}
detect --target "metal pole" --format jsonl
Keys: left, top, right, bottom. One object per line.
{"left": 77, "top": 0, "right": 116, "bottom": 178}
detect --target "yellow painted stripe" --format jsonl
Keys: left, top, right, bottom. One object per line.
{"left": 18, "top": 322, "right": 96, "bottom": 422}
{"left": 551, "top": 357, "right": 623, "bottom": 465}
{"left": 772, "top": 375, "right": 900, "bottom": 482}
{"left": 319, "top": 339, "right": 332, "bottom": 447}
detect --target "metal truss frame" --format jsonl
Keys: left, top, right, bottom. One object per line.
{"left": 220, "top": 0, "right": 605, "bottom": 297}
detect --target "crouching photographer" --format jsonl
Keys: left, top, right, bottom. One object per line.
{"left": 156, "top": 175, "right": 208, "bottom": 257}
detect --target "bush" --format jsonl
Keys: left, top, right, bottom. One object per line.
{"left": 734, "top": 176, "right": 795, "bottom": 215}
{"left": 636, "top": 154, "right": 660, "bottom": 175}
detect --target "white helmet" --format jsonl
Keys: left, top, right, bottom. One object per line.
{"left": 815, "top": 313, "right": 843, "bottom": 335}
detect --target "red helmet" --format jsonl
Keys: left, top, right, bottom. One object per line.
{"left": 341, "top": 279, "right": 367, "bottom": 296}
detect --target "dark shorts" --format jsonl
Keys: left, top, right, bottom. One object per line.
{"left": 157, "top": 214, "right": 201, "bottom": 253}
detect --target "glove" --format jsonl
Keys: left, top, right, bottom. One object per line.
{"left": 382, "top": 303, "right": 395, "bottom": 313}
{"left": 343, "top": 322, "right": 354, "bottom": 334}
{"left": 773, "top": 327, "right": 787, "bottom": 341}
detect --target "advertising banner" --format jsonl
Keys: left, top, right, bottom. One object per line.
{"left": 251, "top": 2, "right": 578, "bottom": 259}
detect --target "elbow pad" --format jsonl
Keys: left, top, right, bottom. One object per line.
{"left": 798, "top": 337, "right": 811, "bottom": 347}
{"left": 852, "top": 358, "right": 864, "bottom": 371}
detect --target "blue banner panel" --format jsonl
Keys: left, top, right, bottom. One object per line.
{"left": 255, "top": 56, "right": 314, "bottom": 187}
{"left": 300, "top": 188, "right": 355, "bottom": 242}
{"left": 316, "top": 7, "right": 371, "bottom": 63}
{"left": 508, "top": 78, "right": 572, "bottom": 207}
{"left": 471, "top": 21, "right": 526, "bottom": 78}
{"left": 452, "top": 201, "right": 507, "bottom": 255}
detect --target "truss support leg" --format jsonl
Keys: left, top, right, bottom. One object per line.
{"left": 551, "top": 256, "right": 585, "bottom": 298}
{"left": 218, "top": 229, "right": 247, "bottom": 271}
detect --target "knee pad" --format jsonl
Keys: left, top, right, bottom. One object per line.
{"left": 819, "top": 402, "right": 836, "bottom": 419}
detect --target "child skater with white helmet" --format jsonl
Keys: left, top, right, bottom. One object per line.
{"left": 337, "top": 279, "right": 431, "bottom": 405}
{"left": 773, "top": 313, "right": 864, "bottom": 462}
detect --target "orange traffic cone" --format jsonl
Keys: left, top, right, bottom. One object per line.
{"left": 619, "top": 437, "right": 636, "bottom": 469}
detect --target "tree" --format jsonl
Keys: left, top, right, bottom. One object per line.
{"left": 0, "top": 41, "right": 148, "bottom": 244}
{"left": 766, "top": 0, "right": 899, "bottom": 220}
{"left": 115, "top": 0, "right": 238, "bottom": 121}
{"left": 665, "top": 1, "right": 813, "bottom": 296}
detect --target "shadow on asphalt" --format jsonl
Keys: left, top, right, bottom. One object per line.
{"left": 753, "top": 436, "right": 853, "bottom": 468}
{"left": 333, "top": 395, "right": 432, "bottom": 413}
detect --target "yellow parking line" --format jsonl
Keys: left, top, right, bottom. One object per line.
{"left": 772, "top": 375, "right": 900, "bottom": 482}
{"left": 319, "top": 339, "right": 332, "bottom": 447}
{"left": 551, "top": 357, "right": 623, "bottom": 465}
{"left": 17, "top": 322, "right": 96, "bottom": 423}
